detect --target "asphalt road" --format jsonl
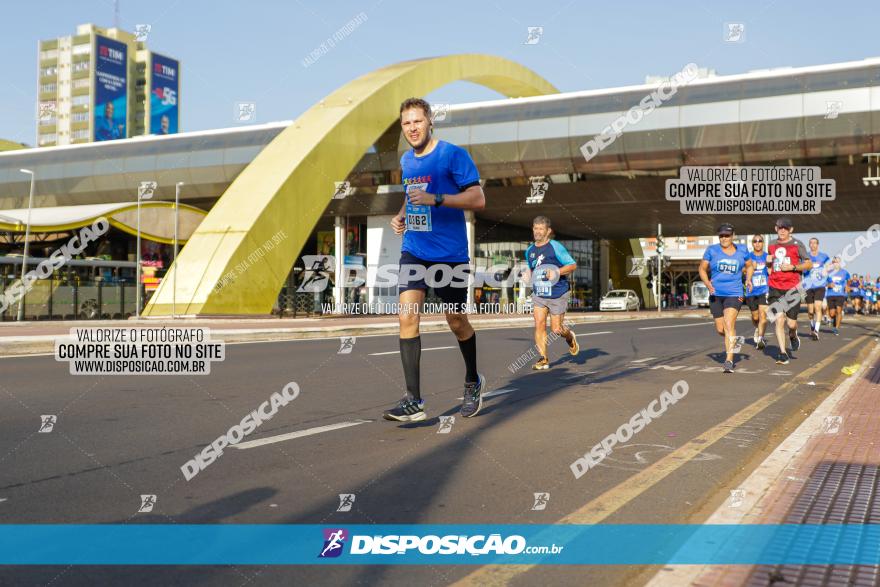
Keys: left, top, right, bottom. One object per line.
{"left": 1, "top": 314, "right": 877, "bottom": 587}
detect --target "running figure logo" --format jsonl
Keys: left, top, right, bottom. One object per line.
{"left": 526, "top": 177, "right": 548, "bottom": 204}
{"left": 298, "top": 256, "right": 333, "bottom": 293}
{"left": 235, "top": 102, "right": 256, "bottom": 122}
{"left": 137, "top": 181, "right": 157, "bottom": 200}
{"left": 728, "top": 489, "right": 745, "bottom": 508}
{"left": 431, "top": 103, "right": 450, "bottom": 123}
{"left": 524, "top": 26, "right": 544, "bottom": 45}
{"left": 319, "top": 528, "right": 348, "bottom": 558}
{"left": 38, "top": 415, "right": 57, "bottom": 433}
{"left": 138, "top": 494, "right": 157, "bottom": 513}
{"left": 629, "top": 257, "right": 647, "bottom": 277}
{"left": 38, "top": 101, "right": 56, "bottom": 122}
{"left": 724, "top": 23, "right": 745, "bottom": 42}
{"left": 337, "top": 337, "right": 356, "bottom": 354}
{"left": 531, "top": 492, "right": 550, "bottom": 511}
{"left": 333, "top": 181, "right": 352, "bottom": 200}
{"left": 825, "top": 101, "right": 843, "bottom": 119}
{"left": 134, "top": 24, "right": 151, "bottom": 41}
{"left": 437, "top": 416, "right": 455, "bottom": 434}
{"left": 337, "top": 494, "right": 355, "bottom": 512}
{"left": 822, "top": 415, "right": 843, "bottom": 434}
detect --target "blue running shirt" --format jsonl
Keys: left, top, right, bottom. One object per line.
{"left": 826, "top": 269, "right": 850, "bottom": 297}
{"left": 748, "top": 251, "right": 769, "bottom": 296}
{"left": 401, "top": 140, "right": 480, "bottom": 263}
{"left": 804, "top": 252, "right": 831, "bottom": 290}
{"left": 525, "top": 240, "right": 576, "bottom": 299}
{"left": 703, "top": 244, "right": 749, "bottom": 297}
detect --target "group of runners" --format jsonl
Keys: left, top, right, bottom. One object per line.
{"left": 380, "top": 96, "right": 873, "bottom": 422}
{"left": 698, "top": 218, "right": 871, "bottom": 373}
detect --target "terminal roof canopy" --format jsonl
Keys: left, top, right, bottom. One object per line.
{"left": 0, "top": 201, "right": 207, "bottom": 244}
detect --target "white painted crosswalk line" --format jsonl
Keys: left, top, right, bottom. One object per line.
{"left": 638, "top": 322, "right": 706, "bottom": 330}
{"left": 231, "top": 420, "right": 372, "bottom": 449}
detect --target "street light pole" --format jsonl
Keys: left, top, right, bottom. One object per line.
{"left": 17, "top": 169, "right": 35, "bottom": 322}
{"left": 173, "top": 182, "right": 183, "bottom": 319}
{"left": 136, "top": 192, "right": 142, "bottom": 319}
{"left": 656, "top": 223, "right": 663, "bottom": 314}
{"left": 134, "top": 181, "right": 156, "bottom": 319}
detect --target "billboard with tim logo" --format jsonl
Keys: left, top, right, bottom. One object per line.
{"left": 150, "top": 53, "right": 179, "bottom": 135}
{"left": 93, "top": 35, "right": 128, "bottom": 142}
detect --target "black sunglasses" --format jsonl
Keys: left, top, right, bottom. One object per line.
{"left": 718, "top": 233, "right": 733, "bottom": 238}
{"left": 752, "top": 239, "right": 763, "bottom": 243}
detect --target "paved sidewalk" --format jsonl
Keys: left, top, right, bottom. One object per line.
{"left": 648, "top": 331, "right": 880, "bottom": 587}
{"left": 0, "top": 309, "right": 707, "bottom": 356}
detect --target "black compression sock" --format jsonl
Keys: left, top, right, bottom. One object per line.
{"left": 399, "top": 336, "right": 421, "bottom": 401}
{"left": 458, "top": 333, "right": 478, "bottom": 383}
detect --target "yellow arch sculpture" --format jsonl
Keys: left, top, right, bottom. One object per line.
{"left": 144, "top": 54, "right": 558, "bottom": 316}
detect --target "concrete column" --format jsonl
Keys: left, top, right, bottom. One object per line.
{"left": 334, "top": 216, "right": 344, "bottom": 313}
{"left": 600, "top": 239, "right": 610, "bottom": 295}
{"left": 366, "top": 214, "right": 402, "bottom": 309}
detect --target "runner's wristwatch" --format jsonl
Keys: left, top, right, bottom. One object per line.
{"left": 434, "top": 193, "right": 445, "bottom": 207}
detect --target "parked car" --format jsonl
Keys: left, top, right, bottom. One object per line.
{"left": 691, "top": 282, "right": 711, "bottom": 308}
{"left": 600, "top": 289, "right": 640, "bottom": 311}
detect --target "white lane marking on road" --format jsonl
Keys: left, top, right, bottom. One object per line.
{"left": 231, "top": 420, "right": 372, "bottom": 449}
{"left": 457, "top": 388, "right": 517, "bottom": 400}
{"left": 638, "top": 322, "right": 708, "bottom": 330}
{"left": 631, "top": 357, "right": 656, "bottom": 363}
{"left": 0, "top": 498, "right": 6, "bottom": 503}
{"left": 570, "top": 330, "right": 613, "bottom": 336}
{"left": 369, "top": 346, "right": 455, "bottom": 356}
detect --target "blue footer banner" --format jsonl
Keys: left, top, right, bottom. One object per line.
{"left": 2, "top": 525, "right": 880, "bottom": 565}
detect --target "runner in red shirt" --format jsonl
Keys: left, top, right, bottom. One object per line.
{"left": 764, "top": 217, "right": 812, "bottom": 364}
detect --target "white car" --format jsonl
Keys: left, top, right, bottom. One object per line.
{"left": 691, "top": 282, "right": 710, "bottom": 308}
{"left": 600, "top": 289, "right": 640, "bottom": 311}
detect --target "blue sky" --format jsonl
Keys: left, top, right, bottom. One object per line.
{"left": 2, "top": 0, "right": 879, "bottom": 273}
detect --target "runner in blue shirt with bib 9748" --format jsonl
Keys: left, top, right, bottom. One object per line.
{"left": 699, "top": 223, "right": 750, "bottom": 373}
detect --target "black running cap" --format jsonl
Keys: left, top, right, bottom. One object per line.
{"left": 775, "top": 217, "right": 793, "bottom": 229}
{"left": 717, "top": 223, "right": 735, "bottom": 235}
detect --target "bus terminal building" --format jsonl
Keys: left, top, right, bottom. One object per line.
{"left": 0, "top": 54, "right": 878, "bottom": 319}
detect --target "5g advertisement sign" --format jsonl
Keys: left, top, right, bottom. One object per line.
{"left": 150, "top": 53, "right": 179, "bottom": 135}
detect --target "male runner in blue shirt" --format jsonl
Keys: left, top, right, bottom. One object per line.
{"left": 523, "top": 216, "right": 579, "bottom": 370}
{"left": 825, "top": 258, "right": 849, "bottom": 335}
{"left": 804, "top": 237, "right": 831, "bottom": 340}
{"left": 848, "top": 275, "right": 863, "bottom": 315}
{"left": 383, "top": 98, "right": 487, "bottom": 422}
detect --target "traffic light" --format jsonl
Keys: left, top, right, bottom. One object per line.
{"left": 656, "top": 236, "right": 665, "bottom": 256}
